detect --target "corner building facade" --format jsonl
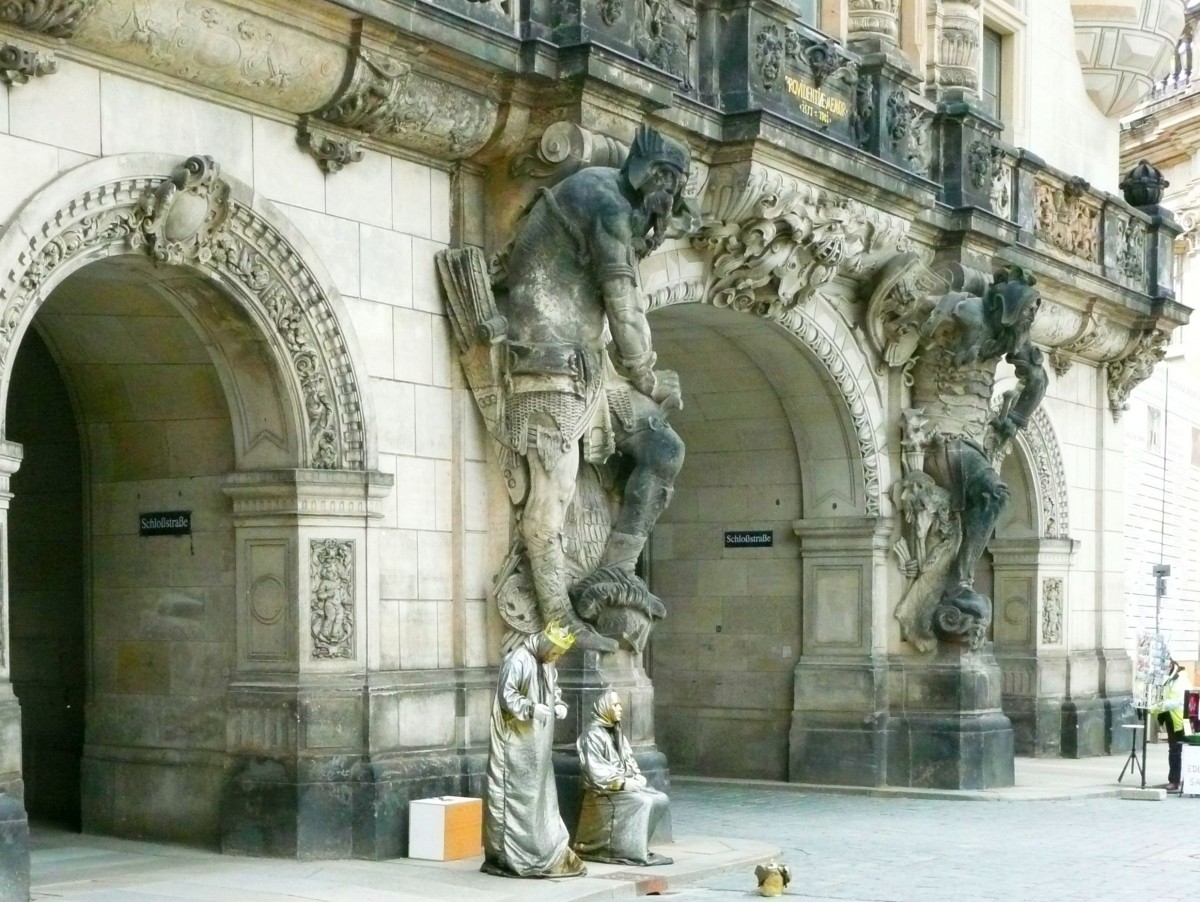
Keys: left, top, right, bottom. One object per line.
{"left": 0, "top": 0, "right": 1188, "bottom": 895}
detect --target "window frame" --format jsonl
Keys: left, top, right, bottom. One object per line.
{"left": 982, "top": 0, "right": 1029, "bottom": 146}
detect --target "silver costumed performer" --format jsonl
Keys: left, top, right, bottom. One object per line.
{"left": 481, "top": 624, "right": 586, "bottom": 878}
{"left": 573, "top": 689, "right": 671, "bottom": 865}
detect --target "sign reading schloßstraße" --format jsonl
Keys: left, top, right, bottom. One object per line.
{"left": 139, "top": 510, "right": 192, "bottom": 536}
{"left": 724, "top": 530, "right": 773, "bottom": 548}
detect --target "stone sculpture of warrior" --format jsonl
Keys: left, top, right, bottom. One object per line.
{"left": 437, "top": 124, "right": 698, "bottom": 653}
{"left": 870, "top": 258, "right": 1046, "bottom": 649}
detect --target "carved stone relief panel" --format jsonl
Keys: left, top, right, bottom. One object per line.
{"left": 634, "top": 0, "right": 697, "bottom": 87}
{"left": 309, "top": 539, "right": 354, "bottom": 659}
{"left": 1034, "top": 177, "right": 1101, "bottom": 264}
{"left": 1041, "top": 577, "right": 1063, "bottom": 645}
{"left": 75, "top": 0, "right": 346, "bottom": 114}
{"left": 1114, "top": 214, "right": 1148, "bottom": 283}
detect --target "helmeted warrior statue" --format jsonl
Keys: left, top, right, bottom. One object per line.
{"left": 867, "top": 255, "right": 1046, "bottom": 650}
{"left": 437, "top": 124, "right": 698, "bottom": 653}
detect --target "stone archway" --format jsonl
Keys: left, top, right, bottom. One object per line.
{"left": 0, "top": 153, "right": 373, "bottom": 472}
{"left": 0, "top": 154, "right": 388, "bottom": 867}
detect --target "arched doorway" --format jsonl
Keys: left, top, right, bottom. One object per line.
{"left": 646, "top": 302, "right": 868, "bottom": 780}
{"left": 0, "top": 154, "right": 380, "bottom": 857}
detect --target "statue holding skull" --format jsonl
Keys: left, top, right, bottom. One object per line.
{"left": 437, "top": 124, "right": 699, "bottom": 654}
{"left": 868, "top": 255, "right": 1047, "bottom": 650}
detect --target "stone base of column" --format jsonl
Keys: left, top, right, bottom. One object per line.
{"left": 884, "top": 648, "right": 1015, "bottom": 789}
{"left": 221, "top": 749, "right": 487, "bottom": 860}
{"left": 0, "top": 791, "right": 29, "bottom": 902}
{"left": 789, "top": 658, "right": 889, "bottom": 787}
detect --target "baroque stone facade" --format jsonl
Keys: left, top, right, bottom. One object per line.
{"left": 0, "top": 0, "right": 1186, "bottom": 897}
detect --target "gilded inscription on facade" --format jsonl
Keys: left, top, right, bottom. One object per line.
{"left": 783, "top": 75, "right": 850, "bottom": 126}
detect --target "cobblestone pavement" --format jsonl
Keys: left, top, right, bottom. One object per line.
{"left": 663, "top": 781, "right": 1200, "bottom": 902}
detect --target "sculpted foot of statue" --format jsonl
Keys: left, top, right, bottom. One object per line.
{"left": 932, "top": 584, "right": 991, "bottom": 649}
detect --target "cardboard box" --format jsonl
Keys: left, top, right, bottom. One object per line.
{"left": 408, "top": 796, "right": 483, "bottom": 861}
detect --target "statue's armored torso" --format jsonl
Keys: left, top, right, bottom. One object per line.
{"left": 909, "top": 347, "right": 999, "bottom": 447}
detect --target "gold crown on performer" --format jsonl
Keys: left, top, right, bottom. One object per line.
{"left": 543, "top": 621, "right": 576, "bottom": 651}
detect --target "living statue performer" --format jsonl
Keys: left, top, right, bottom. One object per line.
{"left": 436, "top": 123, "right": 699, "bottom": 653}
{"left": 573, "top": 689, "right": 672, "bottom": 866}
{"left": 481, "top": 623, "right": 587, "bottom": 879}
{"left": 867, "top": 255, "right": 1046, "bottom": 650}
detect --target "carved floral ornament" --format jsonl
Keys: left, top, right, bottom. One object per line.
{"left": 0, "top": 156, "right": 366, "bottom": 469}
{"left": 0, "top": 0, "right": 98, "bottom": 38}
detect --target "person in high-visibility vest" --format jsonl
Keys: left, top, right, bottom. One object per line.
{"left": 1153, "top": 660, "right": 1191, "bottom": 791}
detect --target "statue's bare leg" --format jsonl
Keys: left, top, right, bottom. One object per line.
{"left": 522, "top": 441, "right": 618, "bottom": 652}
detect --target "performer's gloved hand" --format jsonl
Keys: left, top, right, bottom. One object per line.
{"left": 553, "top": 702, "right": 568, "bottom": 720}
{"left": 532, "top": 703, "right": 552, "bottom": 725}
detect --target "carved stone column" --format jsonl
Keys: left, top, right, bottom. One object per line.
{"left": 849, "top": 0, "right": 901, "bottom": 48}
{"left": 926, "top": 0, "right": 982, "bottom": 100}
{"left": 0, "top": 442, "right": 26, "bottom": 902}
{"left": 789, "top": 517, "right": 893, "bottom": 787}
{"left": 220, "top": 468, "right": 393, "bottom": 859}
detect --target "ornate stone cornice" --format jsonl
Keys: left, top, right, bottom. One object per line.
{"left": 223, "top": 469, "right": 393, "bottom": 521}
{"left": 0, "top": 0, "right": 97, "bottom": 38}
{"left": 0, "top": 42, "right": 55, "bottom": 85}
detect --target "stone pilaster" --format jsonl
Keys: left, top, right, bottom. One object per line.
{"left": 0, "top": 442, "right": 26, "bottom": 902}
{"left": 789, "top": 517, "right": 893, "bottom": 786}
{"left": 990, "top": 537, "right": 1078, "bottom": 756}
{"left": 219, "top": 468, "right": 395, "bottom": 859}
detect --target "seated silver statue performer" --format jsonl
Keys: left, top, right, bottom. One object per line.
{"left": 573, "top": 689, "right": 672, "bottom": 866}
{"left": 481, "top": 623, "right": 586, "bottom": 879}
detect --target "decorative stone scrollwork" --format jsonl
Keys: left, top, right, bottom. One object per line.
{"left": 598, "top": 0, "right": 623, "bottom": 26}
{"left": 756, "top": 24, "right": 856, "bottom": 93}
{"left": 1035, "top": 177, "right": 1100, "bottom": 263}
{"left": 509, "top": 121, "right": 627, "bottom": 182}
{"left": 316, "top": 45, "right": 497, "bottom": 159}
{"left": 990, "top": 151, "right": 1013, "bottom": 219}
{"left": 1106, "top": 329, "right": 1169, "bottom": 420}
{"left": 297, "top": 120, "right": 365, "bottom": 174}
{"left": 1041, "top": 577, "right": 1063, "bottom": 644}
{"left": 0, "top": 0, "right": 97, "bottom": 38}
{"left": 755, "top": 23, "right": 786, "bottom": 90}
{"left": 1017, "top": 408, "right": 1071, "bottom": 540}
{"left": 886, "top": 89, "right": 914, "bottom": 149}
{"left": 966, "top": 140, "right": 995, "bottom": 192}
{"left": 0, "top": 156, "right": 366, "bottom": 470}
{"left": 801, "top": 37, "right": 857, "bottom": 88}
{"left": 0, "top": 43, "right": 56, "bottom": 85}
{"left": 853, "top": 78, "right": 875, "bottom": 150}
{"left": 309, "top": 539, "right": 354, "bottom": 659}
{"left": 697, "top": 165, "right": 910, "bottom": 312}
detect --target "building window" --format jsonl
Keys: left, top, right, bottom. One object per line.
{"left": 981, "top": 27, "right": 1004, "bottom": 121}
{"left": 1148, "top": 406, "right": 1163, "bottom": 451}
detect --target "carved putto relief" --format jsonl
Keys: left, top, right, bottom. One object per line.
{"left": 1035, "top": 177, "right": 1100, "bottom": 263}
{"left": 309, "top": 539, "right": 354, "bottom": 658}
{"left": 1041, "top": 577, "right": 1063, "bottom": 644}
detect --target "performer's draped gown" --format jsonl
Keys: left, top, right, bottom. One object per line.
{"left": 481, "top": 635, "right": 585, "bottom": 878}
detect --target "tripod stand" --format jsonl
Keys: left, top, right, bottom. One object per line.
{"left": 1117, "top": 714, "right": 1147, "bottom": 787}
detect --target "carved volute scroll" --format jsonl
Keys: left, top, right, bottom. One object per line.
{"left": 0, "top": 155, "right": 368, "bottom": 471}
{"left": 315, "top": 41, "right": 498, "bottom": 160}
{"left": 1106, "top": 328, "right": 1170, "bottom": 420}
{"left": 0, "top": 43, "right": 56, "bottom": 85}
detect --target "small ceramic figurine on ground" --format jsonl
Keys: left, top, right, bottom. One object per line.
{"left": 572, "top": 688, "right": 672, "bottom": 866}
{"left": 481, "top": 623, "right": 586, "bottom": 879}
